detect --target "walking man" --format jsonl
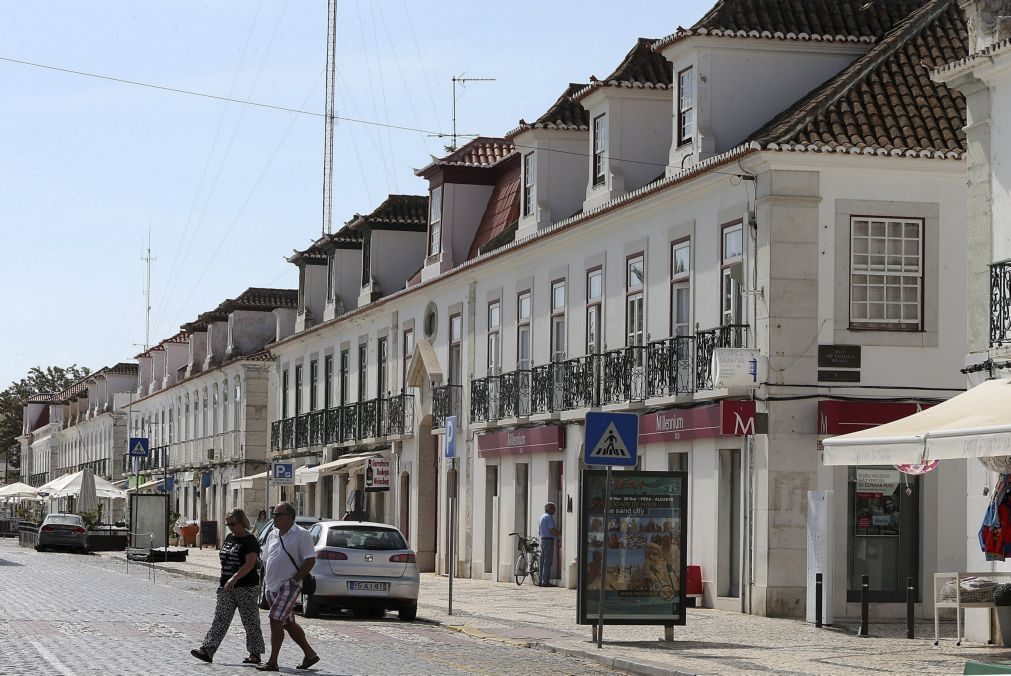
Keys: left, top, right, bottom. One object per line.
{"left": 258, "top": 501, "right": 319, "bottom": 672}
{"left": 538, "top": 502, "right": 561, "bottom": 587}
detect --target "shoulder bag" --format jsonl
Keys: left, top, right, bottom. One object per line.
{"left": 277, "top": 532, "right": 316, "bottom": 596}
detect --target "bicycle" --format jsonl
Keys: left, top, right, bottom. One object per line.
{"left": 509, "top": 532, "right": 540, "bottom": 585}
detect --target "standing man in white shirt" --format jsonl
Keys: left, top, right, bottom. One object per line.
{"left": 538, "top": 502, "right": 561, "bottom": 587}
{"left": 257, "top": 502, "right": 319, "bottom": 672}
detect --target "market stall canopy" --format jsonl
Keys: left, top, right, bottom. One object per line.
{"left": 127, "top": 477, "right": 164, "bottom": 493}
{"left": 0, "top": 482, "right": 39, "bottom": 499}
{"left": 37, "top": 470, "right": 129, "bottom": 500}
{"left": 307, "top": 452, "right": 383, "bottom": 480}
{"left": 823, "top": 379, "right": 1011, "bottom": 465}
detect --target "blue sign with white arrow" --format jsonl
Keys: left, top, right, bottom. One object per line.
{"left": 584, "top": 412, "right": 639, "bottom": 466}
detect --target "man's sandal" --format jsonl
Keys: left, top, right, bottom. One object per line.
{"left": 255, "top": 663, "right": 279, "bottom": 672}
{"left": 243, "top": 655, "right": 262, "bottom": 664}
{"left": 297, "top": 654, "right": 321, "bottom": 670}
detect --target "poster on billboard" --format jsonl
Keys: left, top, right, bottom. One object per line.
{"left": 577, "top": 470, "right": 688, "bottom": 626}
{"left": 365, "top": 457, "right": 390, "bottom": 492}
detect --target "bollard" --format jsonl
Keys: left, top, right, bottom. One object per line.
{"left": 906, "top": 577, "right": 915, "bottom": 639}
{"left": 859, "top": 574, "right": 870, "bottom": 637}
{"left": 815, "top": 572, "right": 823, "bottom": 628}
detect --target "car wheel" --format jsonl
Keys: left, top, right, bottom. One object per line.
{"left": 34, "top": 545, "right": 43, "bottom": 552}
{"left": 303, "top": 595, "right": 321, "bottom": 619}
{"left": 398, "top": 603, "right": 417, "bottom": 622}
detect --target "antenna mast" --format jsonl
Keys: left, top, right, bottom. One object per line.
{"left": 450, "top": 75, "right": 495, "bottom": 151}
{"left": 321, "top": 0, "right": 338, "bottom": 235}
{"left": 141, "top": 228, "right": 156, "bottom": 351}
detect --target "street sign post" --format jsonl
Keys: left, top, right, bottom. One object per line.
{"left": 445, "top": 415, "right": 457, "bottom": 615}
{"left": 582, "top": 411, "right": 639, "bottom": 647}
{"left": 272, "top": 462, "right": 294, "bottom": 486}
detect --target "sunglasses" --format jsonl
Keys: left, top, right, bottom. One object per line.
{"left": 225, "top": 521, "right": 239, "bottom": 527}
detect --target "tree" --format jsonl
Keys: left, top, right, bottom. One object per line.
{"left": 0, "top": 365, "right": 91, "bottom": 482}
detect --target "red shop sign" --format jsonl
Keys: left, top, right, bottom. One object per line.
{"left": 817, "top": 400, "right": 936, "bottom": 436}
{"left": 478, "top": 425, "right": 565, "bottom": 458}
{"left": 639, "top": 400, "right": 756, "bottom": 445}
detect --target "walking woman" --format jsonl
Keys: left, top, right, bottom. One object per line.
{"left": 190, "top": 508, "right": 265, "bottom": 665}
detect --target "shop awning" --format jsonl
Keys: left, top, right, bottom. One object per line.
{"left": 230, "top": 470, "right": 268, "bottom": 490}
{"left": 127, "top": 478, "right": 164, "bottom": 493}
{"left": 295, "top": 464, "right": 318, "bottom": 486}
{"left": 307, "top": 452, "right": 382, "bottom": 479}
{"left": 822, "top": 378, "right": 1011, "bottom": 465}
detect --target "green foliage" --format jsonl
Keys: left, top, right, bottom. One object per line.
{"left": 0, "top": 365, "right": 91, "bottom": 477}
{"left": 995, "top": 583, "right": 1011, "bottom": 606}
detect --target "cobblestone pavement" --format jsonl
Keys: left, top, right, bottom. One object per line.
{"left": 0, "top": 539, "right": 621, "bottom": 676}
{"left": 77, "top": 543, "right": 1011, "bottom": 675}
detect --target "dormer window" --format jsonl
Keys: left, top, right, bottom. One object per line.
{"left": 522, "top": 152, "right": 535, "bottom": 216}
{"left": 678, "top": 67, "right": 694, "bottom": 146}
{"left": 428, "top": 186, "right": 443, "bottom": 257}
{"left": 592, "top": 114, "right": 607, "bottom": 186}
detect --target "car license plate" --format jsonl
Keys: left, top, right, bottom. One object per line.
{"left": 349, "top": 581, "right": 389, "bottom": 592}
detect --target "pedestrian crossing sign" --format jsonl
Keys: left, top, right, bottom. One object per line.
{"left": 128, "top": 437, "right": 149, "bottom": 458}
{"left": 584, "top": 412, "right": 638, "bottom": 466}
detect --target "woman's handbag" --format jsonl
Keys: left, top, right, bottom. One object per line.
{"left": 278, "top": 534, "right": 317, "bottom": 595}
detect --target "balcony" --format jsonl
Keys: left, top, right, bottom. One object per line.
{"left": 694, "top": 324, "right": 749, "bottom": 391}
{"left": 432, "top": 384, "right": 463, "bottom": 429}
{"left": 992, "top": 260, "right": 1011, "bottom": 347}
{"left": 469, "top": 334, "right": 705, "bottom": 423}
{"left": 270, "top": 391, "right": 416, "bottom": 451}
{"left": 77, "top": 458, "right": 108, "bottom": 478}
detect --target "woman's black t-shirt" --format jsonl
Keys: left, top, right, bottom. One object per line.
{"left": 219, "top": 532, "right": 261, "bottom": 587}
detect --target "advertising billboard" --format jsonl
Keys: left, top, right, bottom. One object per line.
{"left": 578, "top": 470, "right": 688, "bottom": 626}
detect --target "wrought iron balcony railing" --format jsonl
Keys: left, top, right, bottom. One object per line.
{"left": 646, "top": 335, "right": 694, "bottom": 398}
{"left": 432, "top": 384, "right": 464, "bottom": 429}
{"left": 270, "top": 420, "right": 282, "bottom": 452}
{"left": 992, "top": 260, "right": 1011, "bottom": 347}
{"left": 77, "top": 458, "right": 108, "bottom": 478}
{"left": 383, "top": 391, "right": 415, "bottom": 436}
{"left": 695, "top": 324, "right": 749, "bottom": 391}
{"left": 600, "top": 345, "right": 647, "bottom": 404}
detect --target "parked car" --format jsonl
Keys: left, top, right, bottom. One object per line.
{"left": 36, "top": 513, "right": 88, "bottom": 554}
{"left": 256, "top": 515, "right": 320, "bottom": 610}
{"left": 300, "top": 521, "right": 420, "bottom": 621}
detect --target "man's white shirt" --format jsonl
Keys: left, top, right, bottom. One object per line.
{"left": 263, "top": 524, "right": 316, "bottom": 592}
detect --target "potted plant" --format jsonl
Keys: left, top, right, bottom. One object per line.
{"left": 167, "top": 511, "right": 181, "bottom": 546}
{"left": 993, "top": 583, "right": 1011, "bottom": 646}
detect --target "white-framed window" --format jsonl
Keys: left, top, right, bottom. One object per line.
{"left": 523, "top": 152, "right": 535, "bottom": 217}
{"left": 402, "top": 329, "right": 414, "bottom": 390}
{"left": 586, "top": 268, "right": 603, "bottom": 355}
{"left": 309, "top": 359, "right": 319, "bottom": 412}
{"left": 593, "top": 114, "right": 607, "bottom": 186}
{"left": 377, "top": 337, "right": 388, "bottom": 398}
{"left": 357, "top": 344, "right": 368, "bottom": 401}
{"left": 551, "top": 280, "right": 566, "bottom": 363}
{"left": 678, "top": 67, "right": 695, "bottom": 146}
{"left": 850, "top": 217, "right": 923, "bottom": 330}
{"left": 517, "top": 291, "right": 532, "bottom": 370}
{"left": 340, "top": 349, "right": 350, "bottom": 406}
{"left": 428, "top": 186, "right": 443, "bottom": 257}
{"left": 294, "top": 365, "right": 303, "bottom": 415}
{"left": 449, "top": 314, "right": 463, "bottom": 385}
{"left": 721, "top": 222, "right": 744, "bottom": 326}
{"left": 626, "top": 254, "right": 645, "bottom": 347}
{"left": 487, "top": 301, "right": 501, "bottom": 375}
{"left": 671, "top": 239, "right": 691, "bottom": 337}
{"left": 324, "top": 355, "right": 334, "bottom": 408}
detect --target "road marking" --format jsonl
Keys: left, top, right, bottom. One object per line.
{"left": 30, "top": 640, "right": 75, "bottom": 675}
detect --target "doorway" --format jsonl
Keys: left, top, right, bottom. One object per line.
{"left": 515, "top": 463, "right": 529, "bottom": 537}
{"left": 548, "top": 460, "right": 564, "bottom": 580}
{"left": 485, "top": 466, "right": 498, "bottom": 574}
{"left": 717, "top": 448, "right": 742, "bottom": 598}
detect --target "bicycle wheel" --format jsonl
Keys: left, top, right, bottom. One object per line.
{"left": 530, "top": 553, "right": 540, "bottom": 584}
{"left": 515, "top": 552, "right": 528, "bottom": 585}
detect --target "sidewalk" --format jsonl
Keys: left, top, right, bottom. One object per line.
{"left": 99, "top": 547, "right": 1011, "bottom": 675}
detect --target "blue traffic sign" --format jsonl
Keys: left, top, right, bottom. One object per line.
{"left": 272, "top": 462, "right": 294, "bottom": 485}
{"left": 445, "top": 416, "right": 457, "bottom": 458}
{"left": 128, "top": 437, "right": 150, "bottom": 458}
{"left": 584, "top": 412, "right": 639, "bottom": 466}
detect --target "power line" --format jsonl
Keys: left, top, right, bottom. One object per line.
{"left": 0, "top": 55, "right": 449, "bottom": 137}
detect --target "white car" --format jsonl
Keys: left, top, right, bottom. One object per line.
{"left": 302, "top": 520, "right": 420, "bottom": 621}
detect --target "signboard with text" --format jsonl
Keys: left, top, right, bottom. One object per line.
{"left": 639, "top": 401, "right": 756, "bottom": 446}
{"left": 364, "top": 457, "right": 391, "bottom": 492}
{"left": 272, "top": 462, "right": 294, "bottom": 486}
{"left": 577, "top": 470, "right": 688, "bottom": 625}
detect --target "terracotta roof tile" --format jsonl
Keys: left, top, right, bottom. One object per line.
{"left": 574, "top": 38, "right": 673, "bottom": 101}
{"left": 416, "top": 137, "right": 515, "bottom": 176}
{"left": 25, "top": 393, "right": 56, "bottom": 404}
{"left": 223, "top": 287, "right": 298, "bottom": 312}
{"left": 655, "top": 0, "right": 929, "bottom": 51}
{"left": 746, "top": 0, "right": 966, "bottom": 158}
{"left": 507, "top": 83, "right": 590, "bottom": 138}
{"left": 347, "top": 195, "right": 429, "bottom": 231}
{"left": 467, "top": 156, "right": 521, "bottom": 259}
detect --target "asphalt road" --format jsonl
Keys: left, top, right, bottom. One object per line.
{"left": 0, "top": 538, "right": 622, "bottom": 676}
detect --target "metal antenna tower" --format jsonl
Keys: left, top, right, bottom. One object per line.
{"left": 321, "top": 0, "right": 338, "bottom": 235}
{"left": 450, "top": 75, "right": 495, "bottom": 151}
{"left": 141, "top": 228, "right": 156, "bottom": 351}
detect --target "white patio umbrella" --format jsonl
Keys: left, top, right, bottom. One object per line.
{"left": 0, "top": 482, "right": 38, "bottom": 499}
{"left": 38, "top": 470, "right": 128, "bottom": 500}
{"left": 76, "top": 468, "right": 98, "bottom": 514}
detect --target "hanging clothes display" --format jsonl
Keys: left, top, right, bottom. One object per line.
{"left": 979, "top": 474, "right": 1011, "bottom": 561}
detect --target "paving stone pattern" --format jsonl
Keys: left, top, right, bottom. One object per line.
{"left": 0, "top": 539, "right": 620, "bottom": 676}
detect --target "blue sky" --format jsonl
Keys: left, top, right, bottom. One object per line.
{"left": 0, "top": 0, "right": 712, "bottom": 388}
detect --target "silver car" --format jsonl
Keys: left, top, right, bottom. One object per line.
{"left": 36, "top": 513, "right": 88, "bottom": 553}
{"left": 302, "top": 521, "right": 420, "bottom": 621}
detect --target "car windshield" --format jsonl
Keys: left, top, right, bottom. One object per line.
{"left": 45, "top": 515, "right": 83, "bottom": 526}
{"left": 326, "top": 526, "right": 406, "bottom": 550}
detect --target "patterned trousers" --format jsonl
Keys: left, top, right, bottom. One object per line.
{"left": 200, "top": 585, "right": 265, "bottom": 657}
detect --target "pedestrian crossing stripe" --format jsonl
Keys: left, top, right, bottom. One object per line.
{"left": 588, "top": 422, "right": 632, "bottom": 459}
